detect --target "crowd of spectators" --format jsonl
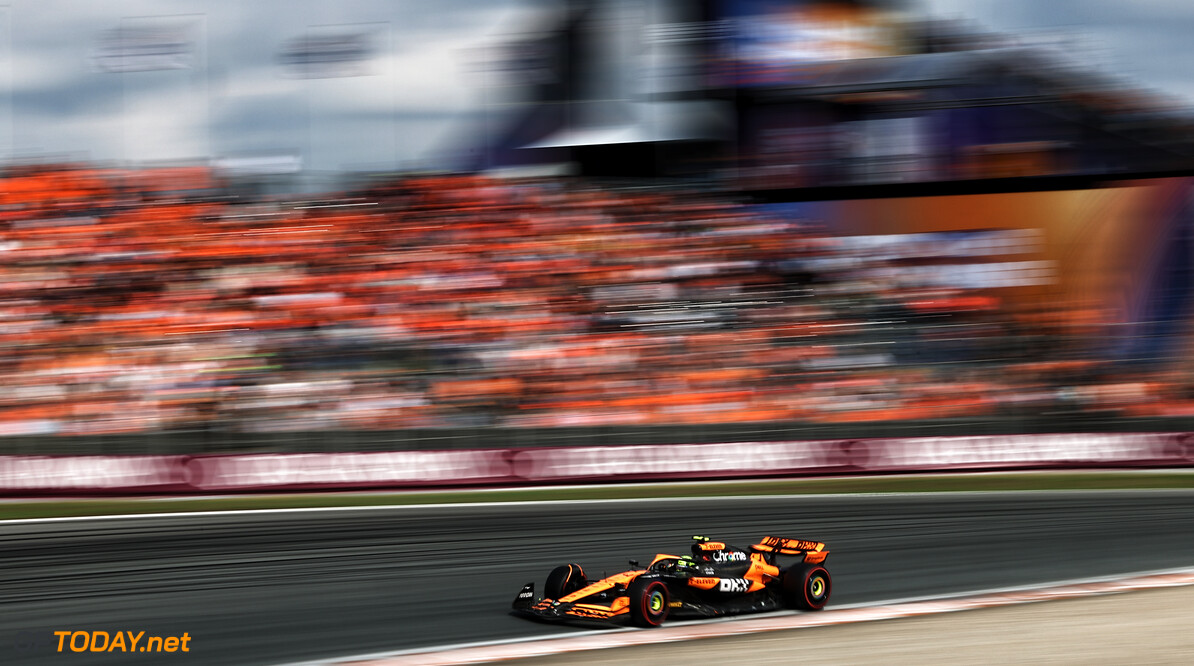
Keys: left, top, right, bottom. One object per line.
{"left": 0, "top": 163, "right": 1190, "bottom": 437}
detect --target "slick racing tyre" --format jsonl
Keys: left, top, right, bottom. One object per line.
{"left": 545, "top": 564, "right": 587, "bottom": 600}
{"left": 628, "top": 578, "right": 670, "bottom": 628}
{"left": 784, "top": 565, "right": 831, "bottom": 611}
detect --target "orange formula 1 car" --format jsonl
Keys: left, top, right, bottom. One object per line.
{"left": 511, "top": 535, "right": 831, "bottom": 627}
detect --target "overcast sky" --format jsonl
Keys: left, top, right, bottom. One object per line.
{"left": 0, "top": 0, "right": 548, "bottom": 172}
{"left": 1, "top": 0, "right": 1192, "bottom": 173}
{"left": 922, "top": 0, "right": 1194, "bottom": 103}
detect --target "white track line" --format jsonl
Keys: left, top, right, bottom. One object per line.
{"left": 0, "top": 494, "right": 836, "bottom": 525}
{"left": 282, "top": 566, "right": 1194, "bottom": 666}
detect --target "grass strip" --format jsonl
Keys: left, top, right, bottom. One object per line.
{"left": 0, "top": 470, "right": 1192, "bottom": 521}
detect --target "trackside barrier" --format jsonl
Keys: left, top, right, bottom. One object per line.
{"left": 0, "top": 432, "right": 1192, "bottom": 494}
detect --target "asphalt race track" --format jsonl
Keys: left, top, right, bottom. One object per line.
{"left": 1, "top": 490, "right": 1193, "bottom": 665}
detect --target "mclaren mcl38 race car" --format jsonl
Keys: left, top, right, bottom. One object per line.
{"left": 511, "top": 535, "right": 830, "bottom": 627}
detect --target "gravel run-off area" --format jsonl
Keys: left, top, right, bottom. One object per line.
{"left": 512, "top": 585, "right": 1194, "bottom": 665}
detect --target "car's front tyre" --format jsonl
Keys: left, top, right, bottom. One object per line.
{"left": 544, "top": 563, "right": 587, "bottom": 600}
{"left": 628, "top": 578, "right": 670, "bottom": 627}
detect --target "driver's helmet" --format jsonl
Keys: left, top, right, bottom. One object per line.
{"left": 665, "top": 555, "right": 699, "bottom": 575}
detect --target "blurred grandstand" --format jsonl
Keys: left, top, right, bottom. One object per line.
{"left": 4, "top": 1, "right": 1194, "bottom": 453}
{"left": 2, "top": 162, "right": 1194, "bottom": 453}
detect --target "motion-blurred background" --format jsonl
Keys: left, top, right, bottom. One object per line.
{"left": 3, "top": 0, "right": 1194, "bottom": 454}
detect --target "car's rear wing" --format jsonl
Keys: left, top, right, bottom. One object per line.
{"left": 751, "top": 536, "right": 829, "bottom": 563}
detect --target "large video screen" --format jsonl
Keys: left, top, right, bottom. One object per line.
{"left": 752, "top": 178, "right": 1194, "bottom": 332}
{"left": 713, "top": 0, "right": 909, "bottom": 87}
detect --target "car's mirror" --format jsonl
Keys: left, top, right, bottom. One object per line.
{"left": 629, "top": 559, "right": 641, "bottom": 568}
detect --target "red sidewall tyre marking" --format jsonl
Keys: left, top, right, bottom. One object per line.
{"left": 803, "top": 567, "right": 831, "bottom": 610}
{"left": 640, "top": 581, "right": 668, "bottom": 626}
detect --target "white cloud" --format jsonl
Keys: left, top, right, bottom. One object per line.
{"left": 310, "top": 37, "right": 477, "bottom": 116}
{"left": 123, "top": 84, "right": 213, "bottom": 163}
{"left": 15, "top": 108, "right": 124, "bottom": 161}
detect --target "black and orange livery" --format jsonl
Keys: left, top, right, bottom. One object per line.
{"left": 511, "top": 535, "right": 831, "bottom": 627}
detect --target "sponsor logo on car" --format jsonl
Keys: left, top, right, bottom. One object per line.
{"left": 717, "top": 578, "right": 751, "bottom": 593}
{"left": 712, "top": 550, "right": 748, "bottom": 563}
{"left": 762, "top": 536, "right": 822, "bottom": 551}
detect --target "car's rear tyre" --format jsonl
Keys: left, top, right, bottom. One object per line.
{"left": 545, "top": 563, "right": 587, "bottom": 600}
{"left": 628, "top": 578, "right": 670, "bottom": 627}
{"left": 784, "top": 565, "right": 831, "bottom": 611}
